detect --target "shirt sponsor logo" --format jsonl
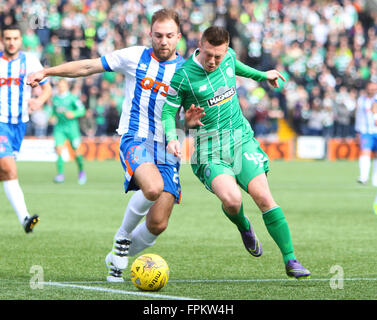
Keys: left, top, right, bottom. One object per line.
{"left": 140, "top": 77, "right": 169, "bottom": 97}
{"left": 56, "top": 107, "right": 67, "bottom": 113}
{"left": 207, "top": 86, "right": 236, "bottom": 108}
{"left": 0, "top": 77, "right": 21, "bottom": 86}
{"left": 199, "top": 84, "right": 207, "bottom": 92}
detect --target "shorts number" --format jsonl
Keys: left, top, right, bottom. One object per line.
{"left": 243, "top": 152, "right": 267, "bottom": 167}
{"left": 173, "top": 168, "right": 179, "bottom": 184}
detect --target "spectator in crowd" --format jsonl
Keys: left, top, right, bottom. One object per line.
{"left": 80, "top": 108, "right": 97, "bottom": 138}
{"left": 94, "top": 93, "right": 108, "bottom": 137}
{"left": 105, "top": 100, "right": 120, "bottom": 136}
{"left": 268, "top": 96, "right": 284, "bottom": 138}
{"left": 306, "top": 98, "right": 324, "bottom": 136}
{"left": 253, "top": 98, "right": 270, "bottom": 137}
{"left": 334, "top": 86, "right": 357, "bottom": 137}
{"left": 322, "top": 101, "right": 335, "bottom": 139}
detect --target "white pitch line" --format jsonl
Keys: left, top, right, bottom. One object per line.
{"left": 43, "top": 281, "right": 197, "bottom": 300}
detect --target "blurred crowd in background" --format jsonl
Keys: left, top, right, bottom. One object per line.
{"left": 1, "top": 0, "right": 377, "bottom": 139}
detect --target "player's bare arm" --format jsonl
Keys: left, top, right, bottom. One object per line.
{"left": 27, "top": 58, "right": 105, "bottom": 88}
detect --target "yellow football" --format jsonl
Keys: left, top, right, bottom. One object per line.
{"left": 130, "top": 253, "right": 169, "bottom": 291}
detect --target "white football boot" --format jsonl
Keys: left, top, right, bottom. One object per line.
{"left": 105, "top": 238, "right": 131, "bottom": 282}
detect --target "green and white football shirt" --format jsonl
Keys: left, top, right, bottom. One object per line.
{"left": 162, "top": 47, "right": 267, "bottom": 167}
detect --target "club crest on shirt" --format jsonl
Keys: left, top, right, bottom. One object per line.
{"left": 226, "top": 67, "right": 233, "bottom": 77}
{"left": 207, "top": 86, "right": 236, "bottom": 108}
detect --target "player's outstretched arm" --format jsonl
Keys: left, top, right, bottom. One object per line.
{"left": 235, "top": 59, "right": 285, "bottom": 88}
{"left": 27, "top": 58, "right": 105, "bottom": 88}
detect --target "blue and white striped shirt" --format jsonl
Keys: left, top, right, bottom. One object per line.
{"left": 355, "top": 94, "right": 377, "bottom": 134}
{"left": 0, "top": 51, "right": 47, "bottom": 124}
{"left": 101, "top": 46, "right": 185, "bottom": 143}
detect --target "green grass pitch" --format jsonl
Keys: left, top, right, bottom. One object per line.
{"left": 0, "top": 159, "right": 377, "bottom": 300}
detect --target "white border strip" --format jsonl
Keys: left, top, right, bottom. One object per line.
{"left": 168, "top": 278, "right": 377, "bottom": 283}
{"left": 43, "top": 281, "right": 197, "bottom": 300}
{"left": 2, "top": 277, "right": 377, "bottom": 285}
{"left": 45, "top": 277, "right": 377, "bottom": 284}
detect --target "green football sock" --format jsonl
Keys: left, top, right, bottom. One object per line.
{"left": 57, "top": 155, "right": 64, "bottom": 174}
{"left": 76, "top": 155, "right": 84, "bottom": 172}
{"left": 262, "top": 206, "right": 296, "bottom": 264}
{"left": 222, "top": 203, "right": 250, "bottom": 232}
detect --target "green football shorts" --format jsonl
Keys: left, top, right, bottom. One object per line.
{"left": 54, "top": 125, "right": 82, "bottom": 150}
{"left": 192, "top": 137, "right": 269, "bottom": 193}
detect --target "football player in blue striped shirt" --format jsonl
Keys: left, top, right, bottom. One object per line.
{"left": 0, "top": 24, "right": 51, "bottom": 233}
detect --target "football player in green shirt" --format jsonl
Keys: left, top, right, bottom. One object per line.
{"left": 51, "top": 78, "right": 86, "bottom": 184}
{"left": 162, "top": 26, "right": 310, "bottom": 279}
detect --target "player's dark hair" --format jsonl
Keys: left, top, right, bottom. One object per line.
{"left": 151, "top": 8, "right": 180, "bottom": 31}
{"left": 201, "top": 26, "right": 230, "bottom": 46}
{"left": 1, "top": 23, "right": 22, "bottom": 36}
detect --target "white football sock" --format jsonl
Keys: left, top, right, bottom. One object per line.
{"left": 115, "top": 190, "right": 154, "bottom": 240}
{"left": 3, "top": 179, "right": 29, "bottom": 224}
{"left": 128, "top": 221, "right": 157, "bottom": 257}
{"left": 359, "top": 155, "right": 371, "bottom": 182}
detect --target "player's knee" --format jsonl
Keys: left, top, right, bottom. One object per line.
{"left": 0, "top": 172, "right": 17, "bottom": 181}
{"left": 222, "top": 195, "right": 242, "bottom": 215}
{"left": 55, "top": 146, "right": 64, "bottom": 155}
{"left": 0, "top": 165, "right": 17, "bottom": 181}
{"left": 143, "top": 185, "right": 164, "bottom": 202}
{"left": 147, "top": 219, "right": 168, "bottom": 236}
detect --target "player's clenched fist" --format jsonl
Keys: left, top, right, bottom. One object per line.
{"left": 27, "top": 70, "right": 47, "bottom": 88}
